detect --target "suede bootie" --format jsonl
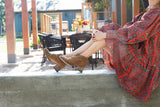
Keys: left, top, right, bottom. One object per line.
{"left": 60, "top": 55, "right": 88, "bottom": 73}
{"left": 44, "top": 48, "right": 66, "bottom": 72}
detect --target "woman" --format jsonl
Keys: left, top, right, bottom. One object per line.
{"left": 45, "top": 0, "right": 160, "bottom": 102}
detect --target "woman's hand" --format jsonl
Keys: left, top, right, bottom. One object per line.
{"left": 92, "top": 30, "right": 106, "bottom": 42}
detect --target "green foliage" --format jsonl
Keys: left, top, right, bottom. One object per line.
{"left": 126, "top": 0, "right": 145, "bottom": 12}
{"left": 126, "top": 0, "right": 132, "bottom": 10}
{"left": 30, "top": 33, "right": 41, "bottom": 48}
{"left": 94, "top": 0, "right": 107, "bottom": 11}
{"left": 0, "top": 0, "right": 5, "bottom": 35}
{"left": 86, "top": 0, "right": 109, "bottom": 11}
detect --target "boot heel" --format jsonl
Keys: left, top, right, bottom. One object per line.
{"left": 76, "top": 66, "right": 85, "bottom": 73}
{"left": 53, "top": 64, "right": 61, "bottom": 72}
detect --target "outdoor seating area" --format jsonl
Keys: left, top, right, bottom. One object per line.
{"left": 0, "top": 0, "right": 160, "bottom": 107}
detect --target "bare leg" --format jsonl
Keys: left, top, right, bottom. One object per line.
{"left": 64, "top": 39, "right": 94, "bottom": 57}
{"left": 81, "top": 39, "right": 111, "bottom": 58}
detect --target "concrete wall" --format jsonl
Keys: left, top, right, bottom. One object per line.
{"left": 0, "top": 73, "right": 159, "bottom": 107}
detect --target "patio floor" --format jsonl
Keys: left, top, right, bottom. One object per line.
{"left": 0, "top": 48, "right": 114, "bottom": 76}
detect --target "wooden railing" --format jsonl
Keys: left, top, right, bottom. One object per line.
{"left": 40, "top": 14, "right": 53, "bottom": 34}
{"left": 40, "top": 13, "right": 69, "bottom": 35}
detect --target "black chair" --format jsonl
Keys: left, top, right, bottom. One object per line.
{"left": 142, "top": 0, "right": 149, "bottom": 9}
{"left": 38, "top": 33, "right": 66, "bottom": 66}
{"left": 69, "top": 33, "right": 97, "bottom": 70}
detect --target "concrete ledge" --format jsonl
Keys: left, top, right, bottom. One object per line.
{"left": 0, "top": 70, "right": 159, "bottom": 107}
{"left": 2, "top": 63, "right": 19, "bottom": 67}
{"left": 17, "top": 54, "right": 34, "bottom": 58}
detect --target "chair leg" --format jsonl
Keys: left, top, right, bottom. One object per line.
{"left": 63, "top": 48, "right": 66, "bottom": 55}
{"left": 88, "top": 56, "right": 94, "bottom": 70}
{"left": 41, "top": 50, "right": 47, "bottom": 66}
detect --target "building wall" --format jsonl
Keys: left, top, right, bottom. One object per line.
{"left": 15, "top": 13, "right": 23, "bottom": 38}
{"left": 14, "top": 10, "right": 80, "bottom": 37}
{"left": 62, "top": 11, "right": 75, "bottom": 31}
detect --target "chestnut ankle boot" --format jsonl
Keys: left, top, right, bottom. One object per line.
{"left": 60, "top": 55, "right": 88, "bottom": 73}
{"left": 44, "top": 49, "right": 66, "bottom": 72}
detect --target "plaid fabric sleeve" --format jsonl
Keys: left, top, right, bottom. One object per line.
{"left": 106, "top": 13, "right": 160, "bottom": 44}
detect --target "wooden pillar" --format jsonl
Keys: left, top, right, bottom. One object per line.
{"left": 47, "top": 16, "right": 49, "bottom": 33}
{"left": 4, "top": 0, "right": 16, "bottom": 63}
{"left": 44, "top": 14, "right": 46, "bottom": 32}
{"left": 21, "top": 0, "right": 29, "bottom": 54}
{"left": 94, "top": 12, "right": 97, "bottom": 29}
{"left": 104, "top": 0, "right": 107, "bottom": 19}
{"left": 115, "top": 0, "right": 117, "bottom": 23}
{"left": 82, "top": 3, "right": 84, "bottom": 19}
{"left": 59, "top": 13, "right": 62, "bottom": 36}
{"left": 112, "top": 11, "right": 115, "bottom": 23}
{"left": 121, "top": 0, "right": 127, "bottom": 26}
{"left": 46, "top": 15, "right": 48, "bottom": 33}
{"left": 132, "top": 0, "right": 140, "bottom": 18}
{"left": 31, "top": 0, "right": 38, "bottom": 49}
{"left": 90, "top": 3, "right": 93, "bottom": 28}
{"left": 40, "top": 14, "right": 44, "bottom": 33}
{"left": 49, "top": 17, "right": 52, "bottom": 33}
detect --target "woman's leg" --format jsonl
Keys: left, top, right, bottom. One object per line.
{"left": 64, "top": 39, "right": 94, "bottom": 57}
{"left": 81, "top": 39, "right": 111, "bottom": 57}
{"left": 60, "top": 39, "right": 111, "bottom": 72}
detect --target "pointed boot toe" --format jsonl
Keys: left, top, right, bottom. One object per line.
{"left": 44, "top": 48, "right": 66, "bottom": 70}
{"left": 60, "top": 55, "right": 88, "bottom": 73}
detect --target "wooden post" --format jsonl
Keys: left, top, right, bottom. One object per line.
{"left": 31, "top": 0, "right": 38, "bottom": 49}
{"left": 21, "top": 0, "right": 30, "bottom": 54}
{"left": 49, "top": 17, "right": 52, "bottom": 33}
{"left": 112, "top": 11, "right": 115, "bottom": 23}
{"left": 104, "top": 0, "right": 107, "bottom": 19}
{"left": 44, "top": 14, "right": 46, "bottom": 32}
{"left": 90, "top": 3, "right": 93, "bottom": 28}
{"left": 115, "top": 0, "right": 117, "bottom": 23}
{"left": 40, "top": 13, "right": 44, "bottom": 33}
{"left": 59, "top": 13, "right": 62, "bottom": 36}
{"left": 121, "top": 0, "right": 127, "bottom": 26}
{"left": 46, "top": 15, "right": 48, "bottom": 33}
{"left": 4, "top": 0, "right": 16, "bottom": 63}
{"left": 132, "top": 0, "right": 140, "bottom": 18}
{"left": 82, "top": 3, "right": 84, "bottom": 19}
{"left": 94, "top": 12, "right": 97, "bottom": 29}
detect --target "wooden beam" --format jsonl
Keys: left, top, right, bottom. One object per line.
{"left": 112, "top": 11, "right": 115, "bottom": 23}
{"left": 59, "top": 13, "right": 62, "bottom": 36}
{"left": 90, "top": 3, "right": 93, "bottom": 28}
{"left": 46, "top": 15, "right": 48, "bottom": 33}
{"left": 82, "top": 3, "right": 85, "bottom": 19}
{"left": 21, "top": 0, "right": 30, "bottom": 54}
{"left": 121, "top": 0, "right": 127, "bottom": 26}
{"left": 93, "top": 12, "right": 97, "bottom": 29}
{"left": 31, "top": 0, "right": 38, "bottom": 49}
{"left": 40, "top": 13, "right": 44, "bottom": 33}
{"left": 132, "top": 0, "right": 140, "bottom": 18}
{"left": 44, "top": 14, "right": 46, "bottom": 32}
{"left": 4, "top": 0, "right": 16, "bottom": 63}
{"left": 115, "top": 0, "right": 117, "bottom": 23}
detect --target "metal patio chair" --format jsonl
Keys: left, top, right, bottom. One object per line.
{"left": 38, "top": 33, "right": 66, "bottom": 66}
{"left": 69, "top": 33, "right": 98, "bottom": 70}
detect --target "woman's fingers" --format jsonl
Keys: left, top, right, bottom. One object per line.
{"left": 92, "top": 29, "right": 98, "bottom": 33}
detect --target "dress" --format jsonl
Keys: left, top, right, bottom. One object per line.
{"left": 101, "top": 8, "right": 160, "bottom": 102}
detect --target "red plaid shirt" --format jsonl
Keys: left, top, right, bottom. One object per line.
{"left": 101, "top": 8, "right": 160, "bottom": 102}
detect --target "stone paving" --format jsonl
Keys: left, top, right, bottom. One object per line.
{"left": 0, "top": 49, "right": 110, "bottom": 75}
